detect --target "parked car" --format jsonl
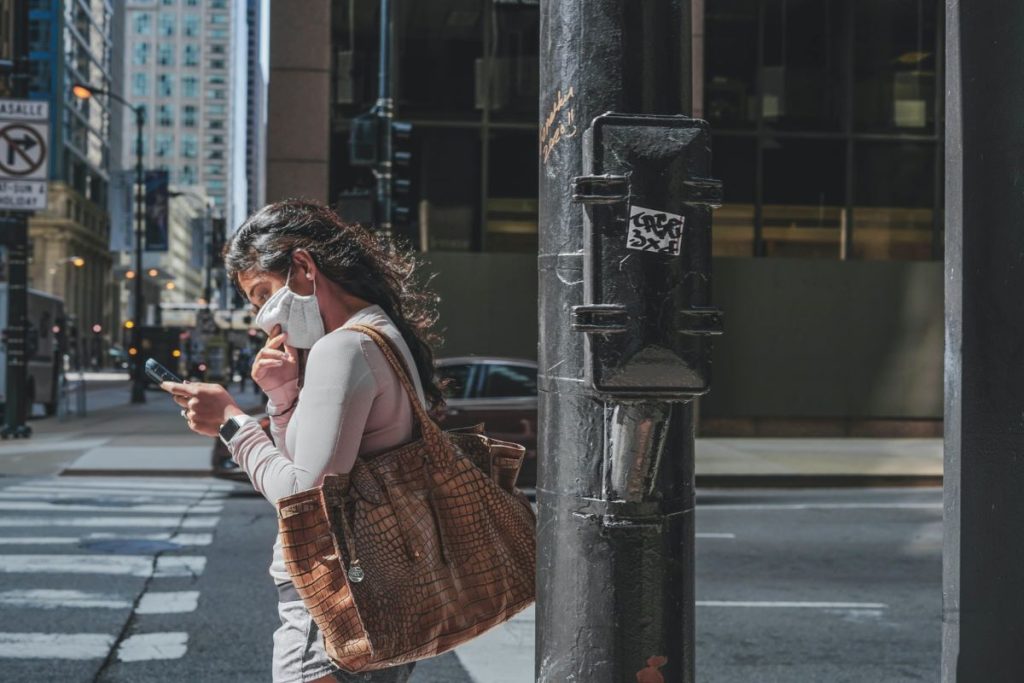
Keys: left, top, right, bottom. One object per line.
{"left": 435, "top": 357, "right": 538, "bottom": 488}
{"left": 211, "top": 357, "right": 539, "bottom": 488}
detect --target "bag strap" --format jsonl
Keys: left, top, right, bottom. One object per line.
{"left": 346, "top": 323, "right": 450, "bottom": 470}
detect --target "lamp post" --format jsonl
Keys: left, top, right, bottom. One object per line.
{"left": 72, "top": 83, "right": 147, "bottom": 403}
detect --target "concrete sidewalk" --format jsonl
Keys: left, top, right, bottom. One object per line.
{"left": 0, "top": 379, "right": 943, "bottom": 482}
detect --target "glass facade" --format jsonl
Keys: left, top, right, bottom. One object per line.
{"left": 706, "top": 0, "right": 942, "bottom": 260}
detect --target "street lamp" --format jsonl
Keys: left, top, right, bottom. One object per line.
{"left": 72, "top": 82, "right": 147, "bottom": 403}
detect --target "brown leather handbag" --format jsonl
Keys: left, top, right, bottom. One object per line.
{"left": 274, "top": 323, "right": 536, "bottom": 673}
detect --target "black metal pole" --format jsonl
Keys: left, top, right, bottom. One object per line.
{"left": 538, "top": 2, "right": 718, "bottom": 682}
{"left": 942, "top": 1, "right": 1024, "bottom": 680}
{"left": 2, "top": 0, "right": 32, "bottom": 438}
{"left": 374, "top": 0, "right": 394, "bottom": 236}
{"left": 130, "top": 105, "right": 146, "bottom": 403}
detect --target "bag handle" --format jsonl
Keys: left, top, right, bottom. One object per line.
{"left": 346, "top": 323, "right": 451, "bottom": 470}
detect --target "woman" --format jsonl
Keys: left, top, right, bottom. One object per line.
{"left": 161, "top": 199, "right": 445, "bottom": 683}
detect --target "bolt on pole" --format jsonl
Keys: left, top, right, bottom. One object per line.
{"left": 537, "top": 1, "right": 722, "bottom": 681}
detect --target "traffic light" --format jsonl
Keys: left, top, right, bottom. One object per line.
{"left": 349, "top": 112, "right": 380, "bottom": 167}
{"left": 391, "top": 121, "right": 417, "bottom": 230}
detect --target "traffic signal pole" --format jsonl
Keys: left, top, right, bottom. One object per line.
{"left": 2, "top": 0, "right": 33, "bottom": 438}
{"left": 943, "top": 2, "right": 1024, "bottom": 680}
{"left": 373, "top": 0, "right": 394, "bottom": 236}
{"left": 537, "top": 2, "right": 722, "bottom": 681}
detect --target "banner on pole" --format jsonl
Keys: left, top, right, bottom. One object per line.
{"left": 144, "top": 170, "right": 169, "bottom": 252}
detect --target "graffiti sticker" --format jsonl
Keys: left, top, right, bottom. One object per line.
{"left": 626, "top": 206, "right": 685, "bottom": 255}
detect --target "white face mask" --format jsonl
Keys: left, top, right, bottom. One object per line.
{"left": 253, "top": 268, "right": 325, "bottom": 349}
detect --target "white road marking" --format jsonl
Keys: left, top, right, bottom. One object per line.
{"left": 0, "top": 555, "right": 205, "bottom": 578}
{"left": 136, "top": 591, "right": 200, "bottom": 615}
{"left": 0, "top": 590, "right": 128, "bottom": 610}
{"left": 0, "top": 516, "right": 218, "bottom": 528}
{"left": 0, "top": 633, "right": 114, "bottom": 659}
{"left": 0, "top": 532, "right": 213, "bottom": 546}
{"left": 116, "top": 632, "right": 189, "bottom": 662}
{"left": 700, "top": 502, "right": 941, "bottom": 511}
{"left": 41, "top": 479, "right": 233, "bottom": 492}
{"left": 697, "top": 600, "right": 889, "bottom": 609}
{"left": 0, "top": 487, "right": 228, "bottom": 500}
{"left": 0, "top": 501, "right": 222, "bottom": 514}
{"left": 696, "top": 533, "right": 736, "bottom": 539}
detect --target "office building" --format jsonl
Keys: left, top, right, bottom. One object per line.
{"left": 21, "top": 0, "right": 116, "bottom": 343}
{"left": 267, "top": 0, "right": 943, "bottom": 434}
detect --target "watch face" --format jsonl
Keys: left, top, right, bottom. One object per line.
{"left": 220, "top": 417, "right": 242, "bottom": 444}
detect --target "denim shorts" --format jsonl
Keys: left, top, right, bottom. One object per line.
{"left": 273, "top": 583, "right": 416, "bottom": 683}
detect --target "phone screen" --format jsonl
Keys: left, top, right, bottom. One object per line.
{"left": 145, "top": 358, "right": 184, "bottom": 385}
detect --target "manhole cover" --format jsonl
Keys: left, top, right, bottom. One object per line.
{"left": 80, "top": 539, "right": 182, "bottom": 554}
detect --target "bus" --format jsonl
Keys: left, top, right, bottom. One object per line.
{"left": 0, "top": 286, "right": 65, "bottom": 416}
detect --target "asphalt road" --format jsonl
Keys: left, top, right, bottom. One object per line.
{"left": 695, "top": 487, "right": 942, "bottom": 682}
{"left": 0, "top": 474, "right": 942, "bottom": 682}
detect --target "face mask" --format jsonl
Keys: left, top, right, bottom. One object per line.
{"left": 253, "top": 268, "right": 326, "bottom": 349}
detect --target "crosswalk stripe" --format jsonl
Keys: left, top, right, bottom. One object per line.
{"left": 0, "top": 590, "right": 128, "bottom": 610}
{"left": 0, "top": 532, "right": 213, "bottom": 546}
{"left": 0, "top": 487, "right": 229, "bottom": 500}
{"left": 117, "top": 632, "right": 189, "bottom": 662}
{"left": 43, "top": 479, "right": 234, "bottom": 492}
{"left": 0, "top": 516, "right": 218, "bottom": 528}
{"left": 136, "top": 591, "right": 199, "bottom": 615}
{"left": 0, "top": 633, "right": 114, "bottom": 659}
{"left": 0, "top": 555, "right": 206, "bottom": 578}
{"left": 0, "top": 501, "right": 223, "bottom": 514}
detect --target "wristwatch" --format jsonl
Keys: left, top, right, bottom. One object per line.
{"left": 218, "top": 415, "right": 252, "bottom": 447}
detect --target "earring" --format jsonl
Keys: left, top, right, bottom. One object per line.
{"left": 307, "top": 274, "right": 313, "bottom": 280}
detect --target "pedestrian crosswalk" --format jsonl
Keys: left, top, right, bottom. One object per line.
{"left": 0, "top": 475, "right": 233, "bottom": 668}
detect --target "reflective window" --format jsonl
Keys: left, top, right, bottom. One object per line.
{"left": 854, "top": 0, "right": 938, "bottom": 133}
{"left": 183, "top": 15, "right": 200, "bottom": 37}
{"left": 155, "top": 133, "right": 173, "bottom": 158}
{"left": 182, "top": 76, "right": 198, "bottom": 98}
{"left": 184, "top": 44, "right": 200, "bottom": 67}
{"left": 134, "top": 13, "right": 151, "bottom": 35}
{"left": 183, "top": 105, "right": 197, "bottom": 127}
{"left": 157, "top": 105, "right": 174, "bottom": 127}
{"left": 158, "top": 13, "right": 174, "bottom": 37}
{"left": 158, "top": 44, "right": 174, "bottom": 66}
{"left": 481, "top": 365, "right": 537, "bottom": 399}
{"left": 132, "top": 42, "right": 149, "bottom": 66}
{"left": 181, "top": 134, "right": 198, "bottom": 158}
{"left": 705, "top": 0, "right": 758, "bottom": 129}
{"left": 158, "top": 74, "right": 173, "bottom": 98}
{"left": 132, "top": 72, "right": 148, "bottom": 97}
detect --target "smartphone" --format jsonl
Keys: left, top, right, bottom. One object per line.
{"left": 145, "top": 358, "right": 184, "bottom": 386}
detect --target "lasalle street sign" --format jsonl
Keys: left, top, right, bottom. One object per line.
{"left": 0, "top": 99, "right": 49, "bottom": 212}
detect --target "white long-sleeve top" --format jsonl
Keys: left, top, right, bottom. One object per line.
{"left": 227, "top": 304, "right": 427, "bottom": 584}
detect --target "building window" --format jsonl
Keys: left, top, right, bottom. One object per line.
{"left": 205, "top": 164, "right": 225, "bottom": 176}
{"left": 180, "top": 165, "right": 197, "bottom": 185}
{"left": 208, "top": 119, "right": 224, "bottom": 130}
{"left": 704, "top": 0, "right": 941, "bottom": 261}
{"left": 206, "top": 89, "right": 225, "bottom": 100}
{"left": 132, "top": 42, "right": 150, "bottom": 66}
{"left": 206, "top": 149, "right": 223, "bottom": 160}
{"left": 155, "top": 133, "right": 173, "bottom": 158}
{"left": 186, "top": 0, "right": 199, "bottom": 5}
{"left": 158, "top": 73, "right": 173, "bottom": 98}
{"left": 206, "top": 104, "right": 226, "bottom": 116}
{"left": 183, "top": 105, "right": 197, "bottom": 127}
{"left": 134, "top": 13, "right": 151, "bottom": 35}
{"left": 158, "top": 13, "right": 175, "bottom": 37}
{"left": 132, "top": 72, "right": 148, "bottom": 97}
{"left": 181, "top": 134, "right": 198, "bottom": 158}
{"left": 209, "top": 59, "right": 225, "bottom": 70}
{"left": 158, "top": 44, "right": 174, "bottom": 66}
{"left": 206, "top": 134, "right": 224, "bottom": 145}
{"left": 182, "top": 76, "right": 199, "bottom": 98}
{"left": 183, "top": 14, "right": 200, "bottom": 37}
{"left": 184, "top": 44, "right": 200, "bottom": 67}
{"left": 157, "top": 104, "right": 174, "bottom": 127}
{"left": 209, "top": 28, "right": 228, "bottom": 39}
{"left": 211, "top": 44, "right": 226, "bottom": 55}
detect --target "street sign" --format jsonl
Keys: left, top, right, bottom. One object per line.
{"left": 0, "top": 99, "right": 49, "bottom": 212}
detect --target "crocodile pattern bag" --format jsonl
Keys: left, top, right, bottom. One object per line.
{"left": 275, "top": 323, "right": 536, "bottom": 673}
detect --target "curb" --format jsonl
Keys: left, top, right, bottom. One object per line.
{"left": 61, "top": 469, "right": 219, "bottom": 478}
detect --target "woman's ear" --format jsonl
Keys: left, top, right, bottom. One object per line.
{"left": 291, "top": 249, "right": 318, "bottom": 283}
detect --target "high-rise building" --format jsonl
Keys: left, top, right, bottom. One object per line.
{"left": 21, "top": 0, "right": 116, "bottom": 349}
{"left": 111, "top": 0, "right": 262, "bottom": 312}
{"left": 244, "top": 0, "right": 265, "bottom": 218}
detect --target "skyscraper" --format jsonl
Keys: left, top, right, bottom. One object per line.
{"left": 21, "top": 0, "right": 115, "bottom": 345}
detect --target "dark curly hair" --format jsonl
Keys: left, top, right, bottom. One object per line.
{"left": 224, "top": 199, "right": 445, "bottom": 412}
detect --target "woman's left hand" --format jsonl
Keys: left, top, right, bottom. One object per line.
{"left": 161, "top": 381, "right": 244, "bottom": 437}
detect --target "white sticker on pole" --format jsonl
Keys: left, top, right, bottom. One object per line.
{"left": 626, "top": 205, "right": 685, "bottom": 255}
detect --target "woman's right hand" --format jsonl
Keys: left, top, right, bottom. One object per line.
{"left": 252, "top": 324, "right": 298, "bottom": 392}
